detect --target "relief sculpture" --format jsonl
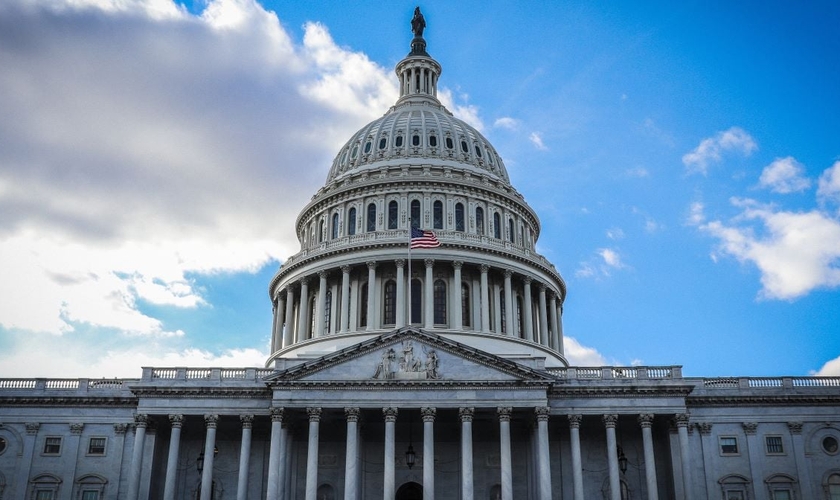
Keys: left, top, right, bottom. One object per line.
{"left": 372, "top": 340, "right": 441, "bottom": 380}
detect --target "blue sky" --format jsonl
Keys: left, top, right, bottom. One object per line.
{"left": 1, "top": 0, "right": 839, "bottom": 378}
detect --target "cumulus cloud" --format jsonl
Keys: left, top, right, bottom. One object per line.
{"left": 575, "top": 247, "right": 627, "bottom": 279}
{"left": 438, "top": 88, "right": 484, "bottom": 132}
{"left": 758, "top": 157, "right": 811, "bottom": 193}
{"left": 529, "top": 132, "right": 548, "bottom": 151}
{"left": 682, "top": 127, "right": 757, "bottom": 175}
{"left": 493, "top": 117, "right": 520, "bottom": 130}
{"left": 813, "top": 355, "right": 840, "bottom": 376}
{"left": 563, "top": 336, "right": 608, "bottom": 366}
{"left": 700, "top": 198, "right": 840, "bottom": 300}
{"left": 0, "top": 0, "right": 400, "bottom": 337}
{"left": 817, "top": 160, "right": 840, "bottom": 209}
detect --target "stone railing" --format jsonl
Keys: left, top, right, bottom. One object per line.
{"left": 700, "top": 376, "right": 840, "bottom": 389}
{"left": 0, "top": 378, "right": 134, "bottom": 393}
{"left": 547, "top": 365, "right": 683, "bottom": 380}
{"left": 141, "top": 367, "right": 274, "bottom": 382}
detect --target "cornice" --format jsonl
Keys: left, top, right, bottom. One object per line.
{"left": 687, "top": 394, "right": 840, "bottom": 407}
{"left": 550, "top": 385, "right": 695, "bottom": 398}
{"left": 128, "top": 387, "right": 271, "bottom": 399}
{"left": 272, "top": 380, "right": 551, "bottom": 391}
{"left": 0, "top": 396, "right": 137, "bottom": 407}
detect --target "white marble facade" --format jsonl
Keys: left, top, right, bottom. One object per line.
{"left": 2, "top": 9, "right": 840, "bottom": 500}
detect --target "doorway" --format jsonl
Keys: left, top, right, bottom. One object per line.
{"left": 395, "top": 481, "right": 422, "bottom": 500}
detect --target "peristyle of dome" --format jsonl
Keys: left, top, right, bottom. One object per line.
{"left": 268, "top": 18, "right": 568, "bottom": 369}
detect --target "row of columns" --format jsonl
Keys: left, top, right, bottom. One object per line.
{"left": 131, "top": 409, "right": 687, "bottom": 500}
{"left": 271, "top": 260, "right": 564, "bottom": 353}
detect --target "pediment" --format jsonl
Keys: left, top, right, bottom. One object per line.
{"left": 265, "top": 328, "right": 555, "bottom": 385}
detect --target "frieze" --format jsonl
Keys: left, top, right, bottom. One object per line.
{"left": 372, "top": 340, "right": 440, "bottom": 380}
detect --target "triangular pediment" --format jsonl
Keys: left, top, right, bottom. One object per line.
{"left": 265, "top": 328, "right": 555, "bottom": 386}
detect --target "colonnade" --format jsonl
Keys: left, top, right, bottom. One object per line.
{"left": 131, "top": 409, "right": 692, "bottom": 500}
{"left": 271, "top": 259, "right": 564, "bottom": 354}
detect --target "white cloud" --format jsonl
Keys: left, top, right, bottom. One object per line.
{"left": 529, "top": 132, "right": 548, "bottom": 151}
{"left": 606, "top": 227, "right": 625, "bottom": 240}
{"left": 817, "top": 160, "right": 840, "bottom": 209}
{"left": 686, "top": 201, "right": 706, "bottom": 226}
{"left": 575, "top": 247, "right": 627, "bottom": 279}
{"left": 813, "top": 355, "right": 840, "bottom": 376}
{"left": 758, "top": 157, "right": 811, "bottom": 193}
{"left": 599, "top": 248, "right": 623, "bottom": 268}
{"left": 563, "top": 336, "right": 608, "bottom": 366}
{"left": 493, "top": 117, "right": 520, "bottom": 130}
{"left": 0, "top": 0, "right": 400, "bottom": 339}
{"left": 682, "top": 127, "right": 757, "bottom": 175}
{"left": 700, "top": 198, "right": 840, "bottom": 300}
{"left": 438, "top": 88, "right": 484, "bottom": 132}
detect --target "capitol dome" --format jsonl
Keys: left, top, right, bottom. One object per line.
{"left": 267, "top": 16, "right": 568, "bottom": 369}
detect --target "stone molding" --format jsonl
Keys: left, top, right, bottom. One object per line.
{"left": 534, "top": 406, "right": 550, "bottom": 422}
{"left": 307, "top": 407, "right": 322, "bottom": 422}
{"left": 602, "top": 414, "right": 618, "bottom": 428}
{"left": 270, "top": 407, "right": 284, "bottom": 423}
{"left": 70, "top": 423, "right": 85, "bottom": 434}
{"left": 240, "top": 414, "right": 254, "bottom": 428}
{"left": 114, "top": 423, "right": 129, "bottom": 434}
{"left": 568, "top": 414, "right": 582, "bottom": 428}
{"left": 25, "top": 423, "right": 40, "bottom": 435}
{"left": 787, "top": 421, "right": 803, "bottom": 434}
{"left": 421, "top": 407, "right": 436, "bottom": 422}
{"left": 742, "top": 422, "right": 758, "bottom": 435}
{"left": 697, "top": 422, "right": 713, "bottom": 435}
{"left": 345, "top": 407, "right": 360, "bottom": 422}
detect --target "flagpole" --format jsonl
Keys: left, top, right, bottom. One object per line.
{"left": 407, "top": 218, "right": 412, "bottom": 328}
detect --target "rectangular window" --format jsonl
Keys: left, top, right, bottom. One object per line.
{"left": 771, "top": 490, "right": 791, "bottom": 500}
{"left": 88, "top": 437, "right": 107, "bottom": 455}
{"left": 81, "top": 492, "right": 100, "bottom": 500}
{"left": 725, "top": 492, "right": 745, "bottom": 500}
{"left": 720, "top": 436, "right": 739, "bottom": 455}
{"left": 35, "top": 491, "right": 55, "bottom": 500}
{"left": 43, "top": 436, "right": 62, "bottom": 455}
{"left": 765, "top": 435, "right": 784, "bottom": 454}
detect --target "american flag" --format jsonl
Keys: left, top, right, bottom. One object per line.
{"left": 410, "top": 226, "right": 441, "bottom": 249}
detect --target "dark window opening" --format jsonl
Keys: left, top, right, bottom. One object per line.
{"left": 383, "top": 280, "right": 396, "bottom": 325}
{"left": 433, "top": 201, "right": 443, "bottom": 229}
{"left": 347, "top": 208, "right": 357, "bottom": 236}
{"left": 476, "top": 207, "right": 485, "bottom": 235}
{"left": 412, "top": 134, "right": 421, "bottom": 146}
{"left": 433, "top": 279, "right": 447, "bottom": 324}
{"left": 379, "top": 138, "right": 387, "bottom": 150}
{"left": 360, "top": 283, "right": 368, "bottom": 328}
{"left": 396, "top": 135, "right": 404, "bottom": 147}
{"left": 411, "top": 200, "right": 421, "bottom": 228}
{"left": 388, "top": 200, "right": 398, "bottom": 229}
{"left": 445, "top": 137, "right": 454, "bottom": 149}
{"left": 461, "top": 283, "right": 471, "bottom": 327}
{"left": 367, "top": 203, "right": 376, "bottom": 232}
{"left": 364, "top": 141, "right": 372, "bottom": 153}
{"left": 410, "top": 279, "right": 422, "bottom": 324}
{"left": 429, "top": 135, "right": 437, "bottom": 147}
{"left": 493, "top": 213, "right": 501, "bottom": 239}
{"left": 455, "top": 203, "right": 465, "bottom": 231}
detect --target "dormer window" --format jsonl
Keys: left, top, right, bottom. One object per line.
{"left": 364, "top": 140, "right": 372, "bottom": 154}
{"left": 379, "top": 137, "right": 387, "bottom": 150}
{"left": 429, "top": 135, "right": 437, "bottom": 147}
{"left": 445, "top": 137, "right": 454, "bottom": 149}
{"left": 474, "top": 144, "right": 482, "bottom": 157}
{"left": 460, "top": 140, "right": 469, "bottom": 153}
{"left": 412, "top": 134, "right": 421, "bottom": 146}
{"left": 351, "top": 145, "right": 359, "bottom": 159}
{"left": 395, "top": 135, "right": 404, "bottom": 147}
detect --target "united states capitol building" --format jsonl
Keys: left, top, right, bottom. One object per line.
{"left": 1, "top": 9, "right": 839, "bottom": 500}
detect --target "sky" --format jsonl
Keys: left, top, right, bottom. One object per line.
{"left": 1, "top": 0, "right": 839, "bottom": 379}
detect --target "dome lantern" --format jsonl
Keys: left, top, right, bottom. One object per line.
{"left": 396, "top": 7, "right": 441, "bottom": 104}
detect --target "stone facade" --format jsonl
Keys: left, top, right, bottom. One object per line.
{"left": 1, "top": 9, "right": 840, "bottom": 500}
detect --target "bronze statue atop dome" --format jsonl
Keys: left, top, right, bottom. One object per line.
{"left": 411, "top": 7, "right": 426, "bottom": 38}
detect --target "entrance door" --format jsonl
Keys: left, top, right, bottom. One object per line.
{"left": 395, "top": 481, "right": 422, "bottom": 500}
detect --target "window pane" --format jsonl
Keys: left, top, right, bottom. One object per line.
{"left": 35, "top": 491, "right": 55, "bottom": 500}
{"left": 383, "top": 281, "right": 396, "bottom": 325}
{"left": 475, "top": 207, "right": 484, "bottom": 235}
{"left": 82, "top": 492, "right": 100, "bottom": 500}
{"left": 44, "top": 437, "right": 61, "bottom": 454}
{"left": 359, "top": 284, "right": 368, "bottom": 328}
{"left": 388, "top": 201, "right": 398, "bottom": 229}
{"left": 493, "top": 213, "right": 501, "bottom": 239}
{"left": 772, "top": 491, "right": 791, "bottom": 500}
{"left": 720, "top": 437, "right": 738, "bottom": 454}
{"left": 324, "top": 290, "right": 332, "bottom": 334}
{"left": 433, "top": 201, "right": 443, "bottom": 229}
{"left": 725, "top": 493, "right": 744, "bottom": 500}
{"left": 347, "top": 208, "right": 356, "bottom": 236}
{"left": 766, "top": 436, "right": 783, "bottom": 454}
{"left": 455, "top": 203, "right": 464, "bottom": 231}
{"left": 367, "top": 204, "right": 376, "bottom": 232}
{"left": 88, "top": 437, "right": 106, "bottom": 455}
{"left": 410, "top": 200, "right": 420, "bottom": 228}
{"left": 433, "top": 280, "right": 446, "bottom": 324}
{"left": 332, "top": 213, "right": 339, "bottom": 239}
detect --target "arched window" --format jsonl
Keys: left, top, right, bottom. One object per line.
{"left": 411, "top": 200, "right": 421, "bottom": 228}
{"left": 367, "top": 203, "right": 376, "bottom": 232}
{"left": 826, "top": 473, "right": 840, "bottom": 500}
{"left": 461, "top": 283, "right": 471, "bottom": 327}
{"left": 76, "top": 474, "right": 108, "bottom": 500}
{"left": 331, "top": 213, "right": 339, "bottom": 239}
{"left": 347, "top": 207, "right": 357, "bottom": 236}
{"left": 318, "top": 219, "right": 324, "bottom": 243}
{"left": 493, "top": 212, "right": 501, "bottom": 239}
{"left": 433, "top": 279, "right": 447, "bottom": 325}
{"left": 359, "top": 283, "right": 368, "bottom": 328}
{"left": 475, "top": 206, "right": 485, "bottom": 235}
{"left": 508, "top": 218, "right": 515, "bottom": 243}
{"left": 324, "top": 290, "right": 332, "bottom": 334}
{"left": 388, "top": 200, "right": 398, "bottom": 229}
{"left": 30, "top": 474, "right": 61, "bottom": 500}
{"left": 455, "top": 202, "right": 465, "bottom": 231}
{"left": 433, "top": 200, "right": 443, "bottom": 229}
{"left": 383, "top": 280, "right": 396, "bottom": 325}
{"left": 410, "top": 279, "right": 422, "bottom": 324}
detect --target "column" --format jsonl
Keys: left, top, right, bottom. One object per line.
{"left": 272, "top": 295, "right": 284, "bottom": 352}
{"left": 638, "top": 414, "right": 659, "bottom": 500}
{"left": 163, "top": 415, "right": 184, "bottom": 500}
{"left": 459, "top": 408, "right": 475, "bottom": 500}
{"left": 340, "top": 266, "right": 352, "bottom": 332}
{"left": 305, "top": 407, "right": 322, "bottom": 500}
{"left": 568, "top": 415, "right": 585, "bottom": 500}
{"left": 556, "top": 302, "right": 565, "bottom": 354}
{"left": 200, "top": 414, "right": 219, "bottom": 500}
{"left": 452, "top": 261, "right": 463, "bottom": 330}
{"left": 279, "top": 419, "right": 289, "bottom": 500}
{"left": 383, "top": 408, "right": 398, "bottom": 500}
{"left": 498, "top": 407, "right": 513, "bottom": 500}
{"left": 395, "top": 260, "right": 406, "bottom": 327}
{"left": 424, "top": 259, "right": 434, "bottom": 328}
{"left": 422, "top": 407, "right": 436, "bottom": 500}
{"left": 266, "top": 408, "right": 284, "bottom": 500}
{"left": 603, "top": 414, "right": 621, "bottom": 500}
{"left": 742, "top": 422, "right": 764, "bottom": 500}
{"left": 522, "top": 277, "right": 534, "bottom": 342}
{"left": 315, "top": 271, "right": 328, "bottom": 337}
{"left": 697, "top": 422, "right": 717, "bottom": 500}
{"left": 480, "top": 265, "right": 490, "bottom": 333}
{"left": 15, "top": 423, "right": 39, "bottom": 500}
{"left": 788, "top": 422, "right": 815, "bottom": 500}
{"left": 538, "top": 285, "right": 548, "bottom": 346}
{"left": 675, "top": 413, "right": 693, "bottom": 500}
{"left": 237, "top": 415, "right": 254, "bottom": 500}
{"left": 126, "top": 414, "right": 148, "bottom": 500}
{"left": 366, "top": 262, "right": 377, "bottom": 331}
{"left": 535, "top": 407, "right": 552, "bottom": 500}
{"left": 493, "top": 283, "right": 502, "bottom": 334}
{"left": 61, "top": 423, "right": 84, "bottom": 500}
{"left": 549, "top": 293, "right": 560, "bottom": 351}
{"left": 344, "top": 408, "right": 361, "bottom": 500}
{"left": 283, "top": 286, "right": 296, "bottom": 348}
{"left": 298, "top": 278, "right": 310, "bottom": 340}
{"left": 502, "top": 271, "right": 514, "bottom": 335}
